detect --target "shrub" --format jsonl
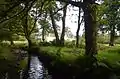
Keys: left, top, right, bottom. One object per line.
{"left": 97, "top": 34, "right": 109, "bottom": 44}
{"left": 115, "top": 37, "right": 120, "bottom": 44}
{"left": 39, "top": 42, "right": 52, "bottom": 46}
{"left": 50, "top": 39, "right": 57, "bottom": 46}
{"left": 65, "top": 40, "right": 75, "bottom": 48}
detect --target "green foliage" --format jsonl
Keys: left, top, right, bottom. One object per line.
{"left": 0, "top": 45, "right": 15, "bottom": 60}
{"left": 38, "top": 45, "right": 120, "bottom": 78}
{"left": 97, "top": 34, "right": 120, "bottom": 44}
{"left": 39, "top": 42, "right": 52, "bottom": 46}
{"left": 97, "top": 34, "right": 109, "bottom": 44}
{"left": 40, "top": 45, "right": 120, "bottom": 68}
{"left": 64, "top": 40, "right": 75, "bottom": 48}
{"left": 50, "top": 39, "right": 57, "bottom": 46}
{"left": 0, "top": 44, "right": 28, "bottom": 79}
{"left": 1, "top": 0, "right": 120, "bottom": 78}
{"left": 115, "top": 37, "right": 120, "bottom": 44}
{"left": 98, "top": 47, "right": 120, "bottom": 68}
{"left": 19, "top": 57, "right": 28, "bottom": 69}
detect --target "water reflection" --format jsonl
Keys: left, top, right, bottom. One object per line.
{"left": 28, "top": 56, "right": 43, "bottom": 79}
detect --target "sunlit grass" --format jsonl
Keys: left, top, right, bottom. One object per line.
{"left": 0, "top": 43, "right": 120, "bottom": 73}
{"left": 40, "top": 45, "right": 120, "bottom": 68}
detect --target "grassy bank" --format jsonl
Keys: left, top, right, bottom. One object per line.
{"left": 40, "top": 45, "right": 120, "bottom": 66}
{"left": 38, "top": 45, "right": 120, "bottom": 78}
{"left": 0, "top": 45, "right": 27, "bottom": 79}
{"left": 0, "top": 44, "right": 120, "bottom": 78}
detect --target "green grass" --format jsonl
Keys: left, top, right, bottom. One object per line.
{"left": 0, "top": 45, "right": 27, "bottom": 78}
{"left": 98, "top": 52, "right": 120, "bottom": 67}
{"left": 97, "top": 45, "right": 120, "bottom": 68}
{"left": 41, "top": 46, "right": 84, "bottom": 54}
{"left": 0, "top": 44, "right": 120, "bottom": 78}
{"left": 40, "top": 45, "right": 120, "bottom": 68}
{"left": 40, "top": 46, "right": 84, "bottom": 62}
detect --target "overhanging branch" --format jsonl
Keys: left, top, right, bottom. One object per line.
{"left": 0, "top": 0, "right": 36, "bottom": 24}
{"left": 56, "top": 0, "right": 83, "bottom": 8}
{"left": 53, "top": 4, "right": 68, "bottom": 15}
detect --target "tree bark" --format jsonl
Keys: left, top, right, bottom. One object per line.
{"left": 49, "top": 9, "right": 60, "bottom": 45}
{"left": 83, "top": 0, "right": 97, "bottom": 56}
{"left": 60, "top": 4, "right": 67, "bottom": 46}
{"left": 109, "top": 26, "right": 115, "bottom": 46}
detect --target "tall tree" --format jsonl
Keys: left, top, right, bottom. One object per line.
{"left": 0, "top": 0, "right": 100, "bottom": 56}
{"left": 76, "top": 8, "right": 83, "bottom": 47}
{"left": 106, "top": 0, "right": 120, "bottom": 46}
{"left": 60, "top": 3, "right": 68, "bottom": 46}
{"left": 82, "top": 0, "right": 97, "bottom": 56}
{"left": 56, "top": 0, "right": 98, "bottom": 56}
{"left": 48, "top": 1, "right": 63, "bottom": 45}
{"left": 49, "top": 9, "right": 60, "bottom": 45}
{"left": 38, "top": 12, "right": 51, "bottom": 42}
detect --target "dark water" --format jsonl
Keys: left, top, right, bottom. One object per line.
{"left": 1, "top": 49, "right": 119, "bottom": 79}
{"left": 28, "top": 56, "right": 43, "bottom": 79}
{"left": 12, "top": 49, "right": 50, "bottom": 79}
{"left": 13, "top": 49, "right": 44, "bottom": 79}
{"left": 15, "top": 49, "right": 51, "bottom": 79}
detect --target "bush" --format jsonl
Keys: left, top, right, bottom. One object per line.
{"left": 39, "top": 42, "right": 52, "bottom": 46}
{"left": 39, "top": 46, "right": 120, "bottom": 79}
{"left": 97, "top": 34, "right": 109, "bottom": 44}
{"left": 0, "top": 45, "right": 22, "bottom": 79}
{"left": 65, "top": 40, "right": 76, "bottom": 48}
{"left": 50, "top": 39, "right": 56, "bottom": 46}
{"left": 38, "top": 48, "right": 118, "bottom": 79}
{"left": 115, "top": 37, "right": 120, "bottom": 44}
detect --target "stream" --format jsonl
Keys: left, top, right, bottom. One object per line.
{"left": 12, "top": 49, "right": 51, "bottom": 79}
{"left": 28, "top": 56, "right": 43, "bottom": 79}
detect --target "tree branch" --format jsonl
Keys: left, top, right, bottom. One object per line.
{"left": 56, "top": 0, "right": 83, "bottom": 7}
{"left": 0, "top": 0, "right": 36, "bottom": 24}
{"left": 0, "top": 1, "right": 23, "bottom": 18}
{"left": 0, "top": 8, "right": 26, "bottom": 24}
{"left": 29, "top": 0, "right": 46, "bottom": 35}
{"left": 29, "top": 17, "right": 38, "bottom": 35}
{"left": 53, "top": 4, "right": 68, "bottom": 15}
{"left": 79, "top": 16, "right": 84, "bottom": 25}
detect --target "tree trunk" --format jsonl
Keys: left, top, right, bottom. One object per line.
{"left": 60, "top": 4, "right": 67, "bottom": 46}
{"left": 27, "top": 38, "right": 32, "bottom": 48}
{"left": 83, "top": 0, "right": 97, "bottom": 56}
{"left": 49, "top": 9, "right": 60, "bottom": 45}
{"left": 22, "top": 14, "right": 32, "bottom": 78}
{"left": 22, "top": 36, "right": 32, "bottom": 79}
{"left": 109, "top": 26, "right": 115, "bottom": 46}
{"left": 10, "top": 40, "right": 14, "bottom": 45}
{"left": 42, "top": 12, "right": 47, "bottom": 42}
{"left": 76, "top": 8, "right": 82, "bottom": 47}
